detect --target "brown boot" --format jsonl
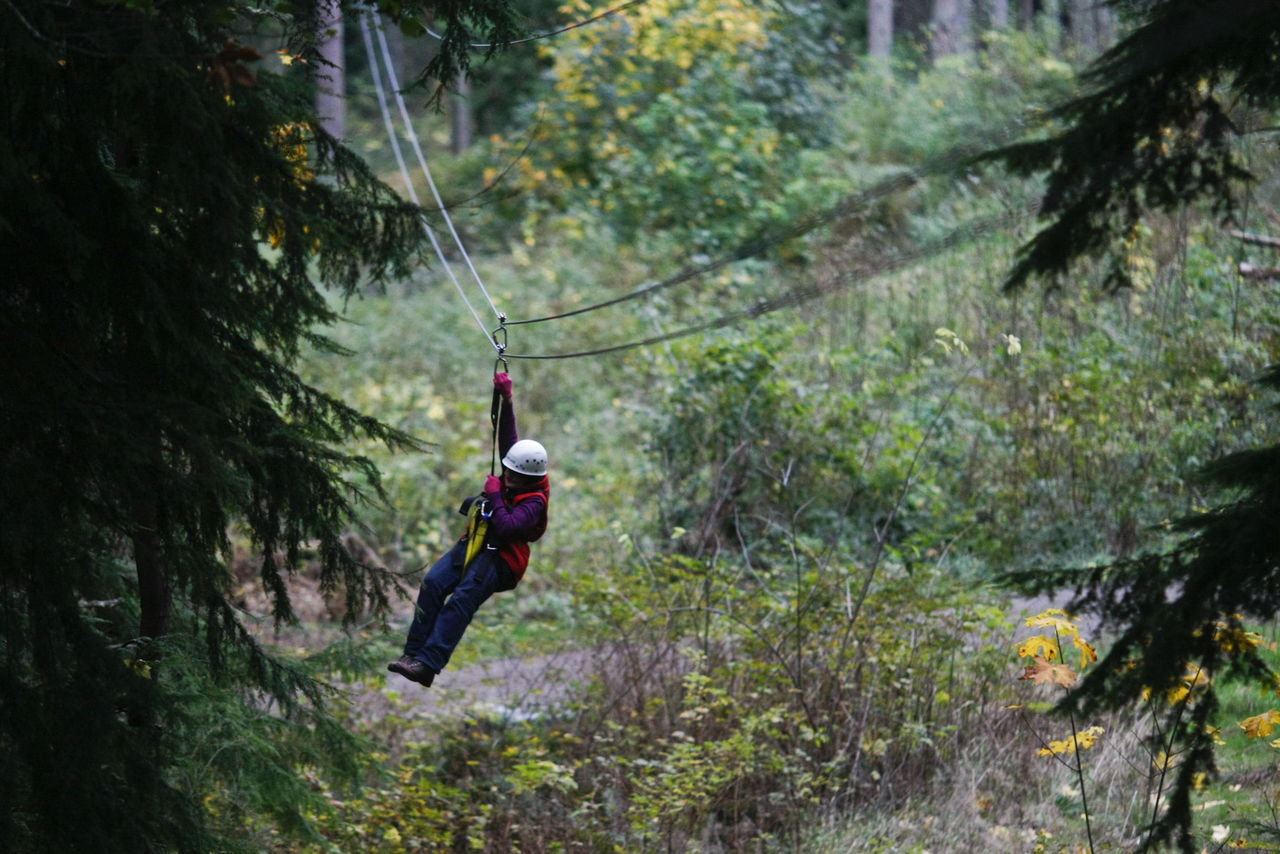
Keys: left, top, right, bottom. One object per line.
{"left": 387, "top": 654, "right": 436, "bottom": 687}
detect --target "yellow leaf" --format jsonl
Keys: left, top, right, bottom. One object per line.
{"left": 1071, "top": 635, "right": 1097, "bottom": 668}
{"left": 1214, "top": 619, "right": 1262, "bottom": 654}
{"left": 1017, "top": 635, "right": 1059, "bottom": 661}
{"left": 1037, "top": 726, "right": 1104, "bottom": 756}
{"left": 1025, "top": 608, "right": 1079, "bottom": 638}
{"left": 1239, "top": 709, "right": 1280, "bottom": 739}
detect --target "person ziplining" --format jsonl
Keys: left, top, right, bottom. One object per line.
{"left": 388, "top": 371, "right": 550, "bottom": 687}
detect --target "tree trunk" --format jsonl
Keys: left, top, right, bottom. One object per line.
{"left": 990, "top": 0, "right": 1010, "bottom": 29}
{"left": 955, "top": 0, "right": 973, "bottom": 51}
{"left": 931, "top": 0, "right": 960, "bottom": 58}
{"left": 1070, "top": 0, "right": 1095, "bottom": 50}
{"left": 132, "top": 495, "right": 170, "bottom": 644}
{"left": 1017, "top": 0, "right": 1036, "bottom": 29}
{"left": 868, "top": 0, "right": 894, "bottom": 58}
{"left": 316, "top": 0, "right": 345, "bottom": 140}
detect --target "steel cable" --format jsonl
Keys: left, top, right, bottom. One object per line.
{"left": 503, "top": 210, "right": 1026, "bottom": 359}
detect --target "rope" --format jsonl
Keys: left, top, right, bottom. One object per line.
{"left": 425, "top": 0, "right": 652, "bottom": 49}
{"left": 502, "top": 211, "right": 1023, "bottom": 360}
{"left": 359, "top": 12, "right": 496, "bottom": 350}
{"left": 369, "top": 10, "right": 504, "bottom": 324}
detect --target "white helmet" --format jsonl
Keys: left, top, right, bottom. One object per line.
{"left": 502, "top": 439, "right": 548, "bottom": 477}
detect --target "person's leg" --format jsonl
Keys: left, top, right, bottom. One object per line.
{"left": 402, "top": 540, "right": 467, "bottom": 660}
{"left": 415, "top": 551, "right": 504, "bottom": 673}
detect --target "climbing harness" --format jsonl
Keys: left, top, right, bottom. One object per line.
{"left": 462, "top": 496, "right": 492, "bottom": 569}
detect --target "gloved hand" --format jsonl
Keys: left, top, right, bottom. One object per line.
{"left": 493, "top": 372, "right": 513, "bottom": 399}
{"left": 484, "top": 474, "right": 502, "bottom": 495}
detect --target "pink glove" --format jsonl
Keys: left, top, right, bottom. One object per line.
{"left": 484, "top": 474, "right": 502, "bottom": 495}
{"left": 493, "top": 372, "right": 512, "bottom": 399}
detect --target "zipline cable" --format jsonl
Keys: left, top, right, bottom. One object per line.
{"left": 425, "top": 0, "right": 652, "bottom": 48}
{"left": 370, "top": 9, "right": 504, "bottom": 324}
{"left": 504, "top": 136, "right": 1014, "bottom": 329}
{"left": 359, "top": 11, "right": 497, "bottom": 350}
{"left": 502, "top": 210, "right": 1025, "bottom": 360}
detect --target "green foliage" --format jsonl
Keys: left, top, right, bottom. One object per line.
{"left": 0, "top": 0, "right": 524, "bottom": 851}
{"left": 984, "top": 2, "right": 1280, "bottom": 848}
{"left": 990, "top": 0, "right": 1280, "bottom": 290}
{"left": 480, "top": 0, "right": 838, "bottom": 251}
{"left": 9, "top": 2, "right": 1268, "bottom": 848}
{"left": 286, "top": 554, "right": 1015, "bottom": 853}
{"left": 286, "top": 21, "right": 1280, "bottom": 848}
{"left": 840, "top": 30, "right": 1081, "bottom": 167}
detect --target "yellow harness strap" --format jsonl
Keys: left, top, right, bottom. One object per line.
{"left": 463, "top": 497, "right": 491, "bottom": 568}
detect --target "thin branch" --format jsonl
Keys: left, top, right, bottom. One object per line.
{"left": 1229, "top": 229, "right": 1280, "bottom": 249}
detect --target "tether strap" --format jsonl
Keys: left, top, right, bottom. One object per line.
{"left": 490, "top": 384, "right": 503, "bottom": 476}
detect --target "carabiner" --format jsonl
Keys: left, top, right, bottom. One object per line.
{"left": 490, "top": 317, "right": 508, "bottom": 355}
{"left": 491, "top": 317, "right": 509, "bottom": 376}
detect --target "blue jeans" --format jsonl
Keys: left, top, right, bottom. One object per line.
{"left": 403, "top": 540, "right": 510, "bottom": 673}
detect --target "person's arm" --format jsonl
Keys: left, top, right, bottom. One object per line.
{"left": 493, "top": 372, "right": 519, "bottom": 457}
{"left": 487, "top": 491, "right": 546, "bottom": 539}
{"left": 482, "top": 473, "right": 544, "bottom": 540}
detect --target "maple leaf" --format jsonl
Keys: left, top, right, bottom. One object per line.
{"left": 1017, "top": 634, "right": 1059, "bottom": 661}
{"left": 1025, "top": 608, "right": 1079, "bottom": 638}
{"left": 1020, "top": 656, "right": 1077, "bottom": 688}
{"left": 1239, "top": 709, "right": 1280, "bottom": 739}
{"left": 1071, "top": 634, "right": 1098, "bottom": 668}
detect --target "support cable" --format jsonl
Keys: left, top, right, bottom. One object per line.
{"left": 370, "top": 10, "right": 504, "bottom": 323}
{"left": 502, "top": 211, "right": 1024, "bottom": 360}
{"left": 505, "top": 137, "right": 1013, "bottom": 329}
{"left": 359, "top": 11, "right": 497, "bottom": 350}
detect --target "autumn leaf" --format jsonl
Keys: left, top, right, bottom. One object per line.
{"left": 1017, "top": 634, "right": 1059, "bottom": 661}
{"left": 1071, "top": 634, "right": 1098, "bottom": 668}
{"left": 1020, "top": 656, "right": 1077, "bottom": 688}
{"left": 206, "top": 39, "right": 262, "bottom": 92}
{"left": 1025, "top": 608, "right": 1079, "bottom": 638}
{"left": 1239, "top": 709, "right": 1280, "bottom": 739}
{"left": 1213, "top": 619, "right": 1262, "bottom": 655}
{"left": 1037, "top": 726, "right": 1104, "bottom": 756}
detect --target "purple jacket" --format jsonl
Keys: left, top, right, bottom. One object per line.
{"left": 480, "top": 395, "right": 548, "bottom": 575}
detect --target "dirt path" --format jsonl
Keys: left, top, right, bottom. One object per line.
{"left": 367, "top": 646, "right": 595, "bottom": 725}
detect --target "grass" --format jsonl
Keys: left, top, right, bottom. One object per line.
{"left": 1194, "top": 620, "right": 1280, "bottom": 847}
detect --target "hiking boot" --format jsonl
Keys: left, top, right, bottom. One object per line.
{"left": 387, "top": 654, "right": 435, "bottom": 687}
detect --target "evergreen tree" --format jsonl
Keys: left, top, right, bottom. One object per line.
{"left": 993, "top": 1, "right": 1280, "bottom": 850}
{"left": 0, "top": 0, "right": 514, "bottom": 850}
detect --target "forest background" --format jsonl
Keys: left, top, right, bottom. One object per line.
{"left": 2, "top": 0, "right": 1279, "bottom": 852}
